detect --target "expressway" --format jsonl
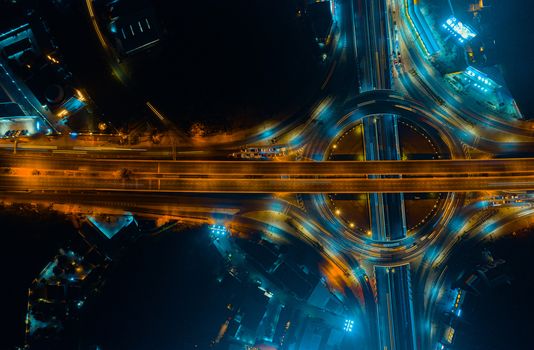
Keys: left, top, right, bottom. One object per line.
{"left": 375, "top": 264, "right": 417, "bottom": 350}
{"left": 6, "top": 154, "right": 534, "bottom": 175}
{"left": 3, "top": 159, "right": 534, "bottom": 193}
{"left": 354, "top": 0, "right": 418, "bottom": 347}
{"left": 397, "top": 0, "right": 534, "bottom": 142}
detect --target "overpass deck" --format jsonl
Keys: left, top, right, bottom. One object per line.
{"left": 4, "top": 155, "right": 534, "bottom": 176}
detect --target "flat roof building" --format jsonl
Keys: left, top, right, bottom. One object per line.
{"left": 0, "top": 23, "right": 35, "bottom": 60}
{"left": 406, "top": 0, "right": 440, "bottom": 55}
{"left": 442, "top": 16, "right": 477, "bottom": 45}
{"left": 110, "top": 7, "right": 161, "bottom": 56}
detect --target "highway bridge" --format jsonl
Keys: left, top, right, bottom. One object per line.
{"left": 3, "top": 155, "right": 534, "bottom": 193}
{"left": 4, "top": 154, "right": 534, "bottom": 175}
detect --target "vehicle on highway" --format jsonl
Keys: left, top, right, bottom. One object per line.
{"left": 231, "top": 146, "right": 288, "bottom": 159}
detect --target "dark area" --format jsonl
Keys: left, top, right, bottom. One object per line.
{"left": 40, "top": 1, "right": 145, "bottom": 127}
{"left": 137, "top": 0, "right": 322, "bottom": 130}
{"left": 39, "top": 0, "right": 323, "bottom": 131}
{"left": 489, "top": 0, "right": 534, "bottom": 118}
{"left": 77, "top": 228, "right": 227, "bottom": 349}
{"left": 0, "top": 207, "right": 74, "bottom": 349}
{"left": 455, "top": 229, "right": 534, "bottom": 350}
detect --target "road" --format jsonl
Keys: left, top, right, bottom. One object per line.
{"left": 6, "top": 153, "right": 534, "bottom": 176}
{"left": 6, "top": 157, "right": 534, "bottom": 193}
{"left": 375, "top": 264, "right": 417, "bottom": 350}
{"left": 353, "top": 0, "right": 417, "bottom": 346}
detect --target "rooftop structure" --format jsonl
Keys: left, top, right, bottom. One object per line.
{"left": 0, "top": 51, "right": 44, "bottom": 137}
{"left": 87, "top": 213, "right": 134, "bottom": 239}
{"left": 468, "top": 0, "right": 490, "bottom": 13}
{"left": 405, "top": 0, "right": 440, "bottom": 55}
{"left": 462, "top": 66, "right": 500, "bottom": 92}
{"left": 0, "top": 23, "right": 34, "bottom": 60}
{"left": 109, "top": 7, "right": 161, "bottom": 56}
{"left": 447, "top": 66, "right": 502, "bottom": 96}
{"left": 442, "top": 16, "right": 477, "bottom": 44}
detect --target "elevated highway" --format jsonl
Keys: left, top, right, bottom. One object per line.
{"left": 3, "top": 154, "right": 534, "bottom": 193}
{"left": 0, "top": 173, "right": 534, "bottom": 191}
{"left": 4, "top": 154, "right": 534, "bottom": 176}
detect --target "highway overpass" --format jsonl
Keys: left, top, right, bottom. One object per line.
{"left": 4, "top": 154, "right": 534, "bottom": 176}
{"left": 3, "top": 155, "right": 534, "bottom": 193}
{"left": 2, "top": 172, "right": 534, "bottom": 193}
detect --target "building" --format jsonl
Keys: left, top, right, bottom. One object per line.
{"left": 405, "top": 0, "right": 440, "bottom": 55}
{"left": 109, "top": 3, "right": 161, "bottom": 57}
{"left": 0, "top": 23, "right": 35, "bottom": 60}
{"left": 446, "top": 66, "right": 501, "bottom": 96}
{"left": 441, "top": 16, "right": 477, "bottom": 45}
{"left": 0, "top": 59, "right": 42, "bottom": 137}
{"left": 292, "top": 316, "right": 346, "bottom": 350}
{"left": 461, "top": 66, "right": 500, "bottom": 93}
{"left": 468, "top": 0, "right": 491, "bottom": 14}
{"left": 307, "top": 280, "right": 344, "bottom": 315}
{"left": 445, "top": 65, "right": 523, "bottom": 118}
{"left": 0, "top": 20, "right": 80, "bottom": 133}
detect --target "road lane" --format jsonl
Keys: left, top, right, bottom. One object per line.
{"left": 3, "top": 174, "right": 534, "bottom": 193}
{"left": 4, "top": 154, "right": 534, "bottom": 176}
